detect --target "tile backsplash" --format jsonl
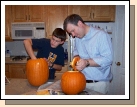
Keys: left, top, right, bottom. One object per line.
{"left": 5, "top": 41, "right": 29, "bottom": 56}
{"left": 5, "top": 40, "right": 68, "bottom": 56}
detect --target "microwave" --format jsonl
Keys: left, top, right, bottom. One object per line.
{"left": 11, "top": 22, "right": 46, "bottom": 39}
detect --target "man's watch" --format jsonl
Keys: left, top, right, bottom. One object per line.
{"left": 86, "top": 60, "right": 90, "bottom": 67}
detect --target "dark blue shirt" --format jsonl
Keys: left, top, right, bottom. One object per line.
{"left": 32, "top": 38, "right": 65, "bottom": 79}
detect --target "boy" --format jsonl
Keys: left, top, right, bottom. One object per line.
{"left": 24, "top": 28, "right": 67, "bottom": 79}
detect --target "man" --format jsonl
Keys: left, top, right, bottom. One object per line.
{"left": 23, "top": 28, "right": 67, "bottom": 80}
{"left": 63, "top": 14, "right": 113, "bottom": 94}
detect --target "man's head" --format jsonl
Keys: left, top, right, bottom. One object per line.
{"left": 63, "top": 14, "right": 87, "bottom": 38}
{"left": 50, "top": 28, "right": 67, "bottom": 48}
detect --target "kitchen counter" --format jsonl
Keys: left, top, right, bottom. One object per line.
{"left": 5, "top": 78, "right": 57, "bottom": 95}
{"left": 5, "top": 57, "right": 68, "bottom": 65}
{"left": 5, "top": 78, "right": 38, "bottom": 95}
{"left": 5, "top": 57, "right": 27, "bottom": 64}
{"left": 5, "top": 78, "right": 103, "bottom": 95}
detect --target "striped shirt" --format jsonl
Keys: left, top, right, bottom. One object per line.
{"left": 73, "top": 27, "right": 113, "bottom": 81}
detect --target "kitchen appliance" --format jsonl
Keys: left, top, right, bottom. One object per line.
{"left": 11, "top": 56, "right": 30, "bottom": 61}
{"left": 67, "top": 36, "right": 75, "bottom": 70}
{"left": 11, "top": 22, "right": 46, "bottom": 39}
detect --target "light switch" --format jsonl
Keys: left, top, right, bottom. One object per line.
{"left": 107, "top": 26, "right": 112, "bottom": 31}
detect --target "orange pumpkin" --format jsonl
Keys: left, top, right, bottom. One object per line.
{"left": 61, "top": 56, "right": 86, "bottom": 95}
{"left": 70, "top": 56, "right": 80, "bottom": 71}
{"left": 61, "top": 71, "right": 86, "bottom": 95}
{"left": 26, "top": 58, "right": 49, "bottom": 86}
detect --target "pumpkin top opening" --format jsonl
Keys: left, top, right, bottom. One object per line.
{"left": 67, "top": 71, "right": 79, "bottom": 72}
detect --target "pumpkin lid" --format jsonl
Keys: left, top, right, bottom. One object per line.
{"left": 70, "top": 56, "right": 80, "bottom": 71}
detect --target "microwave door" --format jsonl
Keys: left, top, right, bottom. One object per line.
{"left": 12, "top": 27, "right": 34, "bottom": 39}
{"left": 34, "top": 27, "right": 45, "bottom": 39}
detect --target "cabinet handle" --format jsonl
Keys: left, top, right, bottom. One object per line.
{"left": 26, "top": 15, "right": 27, "bottom": 20}
{"left": 90, "top": 12, "right": 94, "bottom": 19}
{"left": 90, "top": 13, "right": 91, "bottom": 18}
{"left": 29, "top": 15, "right": 30, "bottom": 20}
{"left": 23, "top": 69, "right": 25, "bottom": 74}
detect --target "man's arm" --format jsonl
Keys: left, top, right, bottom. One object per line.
{"left": 76, "top": 58, "right": 100, "bottom": 71}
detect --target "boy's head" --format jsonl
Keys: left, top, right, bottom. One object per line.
{"left": 50, "top": 28, "right": 67, "bottom": 48}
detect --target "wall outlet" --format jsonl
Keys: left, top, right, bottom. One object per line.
{"left": 107, "top": 25, "right": 112, "bottom": 32}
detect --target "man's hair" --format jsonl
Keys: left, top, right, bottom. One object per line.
{"left": 52, "top": 28, "right": 67, "bottom": 41}
{"left": 63, "top": 14, "right": 84, "bottom": 31}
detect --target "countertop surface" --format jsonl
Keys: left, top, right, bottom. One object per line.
{"left": 5, "top": 57, "right": 27, "bottom": 64}
{"left": 5, "top": 78, "right": 57, "bottom": 95}
{"left": 5, "top": 78, "right": 103, "bottom": 95}
{"left": 5, "top": 79, "right": 38, "bottom": 95}
{"left": 5, "top": 57, "right": 68, "bottom": 65}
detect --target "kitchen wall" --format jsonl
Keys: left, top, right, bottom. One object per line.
{"left": 85, "top": 22, "right": 114, "bottom": 38}
{"left": 5, "top": 40, "right": 68, "bottom": 56}
{"left": 5, "top": 41, "right": 28, "bottom": 56}
{"left": 85, "top": 22, "right": 115, "bottom": 50}
{"left": 5, "top": 22, "right": 114, "bottom": 57}
{"left": 5, "top": 12, "right": 114, "bottom": 57}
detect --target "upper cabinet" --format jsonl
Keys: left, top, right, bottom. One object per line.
{"left": 11, "top": 5, "right": 45, "bottom": 22}
{"left": 68, "top": 5, "right": 92, "bottom": 21}
{"left": 91, "top": 5, "right": 115, "bottom": 21}
{"left": 5, "top": 5, "right": 116, "bottom": 41}
{"left": 46, "top": 5, "right": 68, "bottom": 38}
{"left": 5, "top": 5, "right": 12, "bottom": 41}
{"left": 68, "top": 5, "right": 116, "bottom": 21}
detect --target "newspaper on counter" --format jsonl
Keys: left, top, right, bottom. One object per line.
{"left": 36, "top": 80, "right": 103, "bottom": 95}
{"left": 37, "top": 80, "right": 65, "bottom": 95}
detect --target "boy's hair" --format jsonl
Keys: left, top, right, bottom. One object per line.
{"left": 63, "top": 14, "right": 84, "bottom": 31}
{"left": 52, "top": 28, "right": 67, "bottom": 41}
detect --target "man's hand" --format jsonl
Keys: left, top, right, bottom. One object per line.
{"left": 76, "top": 59, "right": 88, "bottom": 71}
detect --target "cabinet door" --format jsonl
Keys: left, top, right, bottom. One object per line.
{"left": 11, "top": 5, "right": 28, "bottom": 22}
{"left": 55, "top": 65, "right": 68, "bottom": 80}
{"left": 91, "top": 5, "right": 115, "bottom": 21}
{"left": 5, "top": 5, "right": 12, "bottom": 41}
{"left": 68, "top": 5, "right": 115, "bottom": 21}
{"left": 11, "top": 5, "right": 44, "bottom": 22}
{"left": 46, "top": 6, "right": 68, "bottom": 38}
{"left": 28, "top": 5, "right": 44, "bottom": 22}
{"left": 9, "top": 64, "right": 26, "bottom": 78}
{"left": 5, "top": 64, "right": 10, "bottom": 78}
{"left": 56, "top": 65, "right": 68, "bottom": 73}
{"left": 55, "top": 73, "right": 63, "bottom": 80}
{"left": 68, "top": 5, "right": 92, "bottom": 21}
